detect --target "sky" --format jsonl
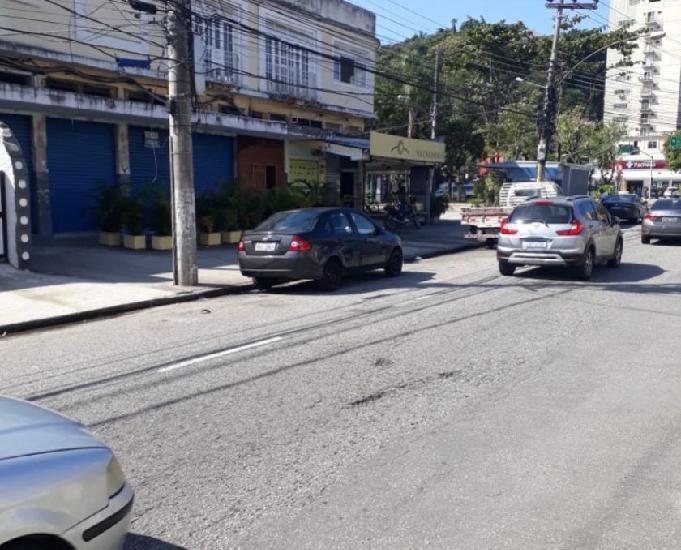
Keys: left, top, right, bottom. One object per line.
{"left": 349, "top": 0, "right": 612, "bottom": 44}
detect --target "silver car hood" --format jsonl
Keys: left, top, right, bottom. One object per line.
{"left": 0, "top": 396, "right": 104, "bottom": 460}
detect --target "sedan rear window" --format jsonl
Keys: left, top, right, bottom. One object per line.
{"left": 255, "top": 210, "right": 320, "bottom": 233}
{"left": 651, "top": 199, "right": 681, "bottom": 211}
{"left": 509, "top": 203, "right": 573, "bottom": 224}
{"left": 604, "top": 194, "right": 636, "bottom": 203}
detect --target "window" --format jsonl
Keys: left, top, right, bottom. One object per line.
{"left": 194, "top": 13, "right": 238, "bottom": 82}
{"left": 327, "top": 212, "right": 353, "bottom": 235}
{"left": 509, "top": 204, "right": 573, "bottom": 224}
{"left": 577, "top": 201, "right": 597, "bottom": 221}
{"left": 255, "top": 210, "right": 320, "bottom": 233}
{"left": 648, "top": 141, "right": 658, "bottom": 149}
{"left": 265, "top": 37, "right": 311, "bottom": 96}
{"left": 350, "top": 212, "right": 378, "bottom": 235}
{"left": 596, "top": 204, "right": 611, "bottom": 224}
{"left": 333, "top": 56, "right": 368, "bottom": 87}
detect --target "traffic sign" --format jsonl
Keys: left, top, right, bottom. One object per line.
{"left": 670, "top": 135, "right": 681, "bottom": 150}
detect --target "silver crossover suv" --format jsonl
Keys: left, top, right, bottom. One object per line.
{"left": 497, "top": 197, "right": 623, "bottom": 280}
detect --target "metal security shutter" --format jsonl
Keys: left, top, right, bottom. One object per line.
{"left": 192, "top": 133, "right": 234, "bottom": 194}
{"left": 47, "top": 119, "right": 115, "bottom": 233}
{"left": 0, "top": 113, "right": 36, "bottom": 233}
{"left": 128, "top": 126, "right": 171, "bottom": 195}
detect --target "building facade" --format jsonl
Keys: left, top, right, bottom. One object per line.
{"left": 0, "top": 0, "right": 376, "bottom": 239}
{"left": 603, "top": 0, "right": 681, "bottom": 194}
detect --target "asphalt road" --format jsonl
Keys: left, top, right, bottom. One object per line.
{"left": 3, "top": 227, "right": 681, "bottom": 550}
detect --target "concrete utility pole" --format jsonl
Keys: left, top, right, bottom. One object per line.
{"left": 167, "top": 0, "right": 198, "bottom": 286}
{"left": 537, "top": 0, "right": 599, "bottom": 182}
{"left": 427, "top": 46, "right": 441, "bottom": 224}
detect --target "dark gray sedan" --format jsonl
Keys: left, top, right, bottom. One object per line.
{"left": 602, "top": 194, "right": 646, "bottom": 224}
{"left": 238, "top": 208, "right": 403, "bottom": 290}
{"left": 641, "top": 199, "right": 681, "bottom": 243}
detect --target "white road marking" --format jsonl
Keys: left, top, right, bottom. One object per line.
{"left": 157, "top": 336, "right": 284, "bottom": 373}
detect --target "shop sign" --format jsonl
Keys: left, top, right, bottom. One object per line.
{"left": 616, "top": 160, "right": 667, "bottom": 170}
{"left": 144, "top": 131, "right": 160, "bottom": 149}
{"left": 370, "top": 131, "right": 446, "bottom": 164}
{"left": 289, "top": 159, "right": 319, "bottom": 184}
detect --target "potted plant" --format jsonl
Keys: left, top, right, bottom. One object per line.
{"left": 123, "top": 195, "right": 146, "bottom": 250}
{"left": 220, "top": 206, "right": 242, "bottom": 244}
{"left": 151, "top": 193, "right": 173, "bottom": 251}
{"left": 196, "top": 190, "right": 221, "bottom": 246}
{"left": 93, "top": 183, "right": 123, "bottom": 247}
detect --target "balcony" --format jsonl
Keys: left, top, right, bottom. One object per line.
{"left": 639, "top": 73, "right": 656, "bottom": 83}
{"left": 203, "top": 53, "right": 240, "bottom": 86}
{"left": 266, "top": 76, "right": 318, "bottom": 102}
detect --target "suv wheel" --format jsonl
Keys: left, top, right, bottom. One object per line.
{"left": 576, "top": 247, "right": 595, "bottom": 281}
{"left": 641, "top": 233, "right": 651, "bottom": 244}
{"left": 607, "top": 239, "right": 623, "bottom": 268}
{"left": 498, "top": 260, "right": 516, "bottom": 277}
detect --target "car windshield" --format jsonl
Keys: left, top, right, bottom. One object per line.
{"left": 255, "top": 210, "right": 321, "bottom": 233}
{"left": 652, "top": 199, "right": 681, "bottom": 211}
{"left": 509, "top": 203, "right": 573, "bottom": 224}
{"left": 604, "top": 194, "right": 636, "bottom": 203}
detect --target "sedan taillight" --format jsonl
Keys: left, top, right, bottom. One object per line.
{"left": 237, "top": 240, "right": 245, "bottom": 252}
{"left": 288, "top": 235, "right": 312, "bottom": 252}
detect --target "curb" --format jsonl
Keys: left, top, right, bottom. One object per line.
{"left": 0, "top": 283, "right": 254, "bottom": 336}
{"left": 2, "top": 243, "right": 481, "bottom": 336}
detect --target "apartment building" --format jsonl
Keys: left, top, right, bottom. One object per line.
{"left": 603, "top": 0, "right": 681, "bottom": 194}
{"left": 0, "top": 0, "right": 376, "bottom": 239}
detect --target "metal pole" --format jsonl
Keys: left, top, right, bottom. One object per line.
{"left": 167, "top": 0, "right": 198, "bottom": 286}
{"left": 537, "top": 1, "right": 563, "bottom": 183}
{"left": 427, "top": 46, "right": 441, "bottom": 224}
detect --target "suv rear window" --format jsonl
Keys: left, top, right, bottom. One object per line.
{"left": 255, "top": 210, "right": 320, "bottom": 233}
{"left": 509, "top": 203, "right": 573, "bottom": 224}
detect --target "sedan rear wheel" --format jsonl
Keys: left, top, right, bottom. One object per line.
{"left": 319, "top": 258, "right": 343, "bottom": 291}
{"left": 384, "top": 248, "right": 403, "bottom": 277}
{"left": 498, "top": 260, "right": 516, "bottom": 276}
{"left": 253, "top": 277, "right": 275, "bottom": 291}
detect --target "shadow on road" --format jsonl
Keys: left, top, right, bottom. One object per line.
{"left": 515, "top": 263, "right": 665, "bottom": 285}
{"left": 125, "top": 534, "right": 187, "bottom": 550}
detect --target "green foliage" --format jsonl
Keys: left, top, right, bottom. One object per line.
{"left": 139, "top": 181, "right": 172, "bottom": 236}
{"left": 122, "top": 195, "right": 144, "bottom": 235}
{"left": 473, "top": 173, "right": 503, "bottom": 206}
{"left": 92, "top": 183, "right": 124, "bottom": 233}
{"left": 664, "top": 132, "right": 681, "bottom": 172}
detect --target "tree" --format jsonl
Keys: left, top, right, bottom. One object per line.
{"left": 663, "top": 132, "right": 681, "bottom": 172}
{"left": 588, "top": 121, "right": 625, "bottom": 186}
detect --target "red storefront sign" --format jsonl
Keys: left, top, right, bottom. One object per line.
{"left": 615, "top": 160, "right": 667, "bottom": 170}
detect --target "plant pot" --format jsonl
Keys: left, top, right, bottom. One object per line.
{"left": 152, "top": 235, "right": 173, "bottom": 251}
{"left": 99, "top": 231, "right": 122, "bottom": 247}
{"left": 124, "top": 234, "right": 146, "bottom": 250}
{"left": 222, "top": 230, "right": 242, "bottom": 244}
{"left": 199, "top": 232, "right": 222, "bottom": 246}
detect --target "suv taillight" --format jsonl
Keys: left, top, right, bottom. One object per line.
{"left": 288, "top": 236, "right": 312, "bottom": 252}
{"left": 556, "top": 220, "right": 583, "bottom": 236}
{"left": 644, "top": 213, "right": 658, "bottom": 221}
{"left": 500, "top": 219, "right": 518, "bottom": 235}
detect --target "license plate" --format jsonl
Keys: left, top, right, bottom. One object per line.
{"left": 522, "top": 241, "right": 548, "bottom": 249}
{"left": 254, "top": 242, "right": 277, "bottom": 252}
{"left": 662, "top": 217, "right": 679, "bottom": 223}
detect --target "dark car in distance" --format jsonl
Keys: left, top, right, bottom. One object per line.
{"left": 601, "top": 194, "right": 647, "bottom": 224}
{"left": 238, "top": 208, "right": 404, "bottom": 290}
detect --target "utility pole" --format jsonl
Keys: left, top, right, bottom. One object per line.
{"left": 167, "top": 0, "right": 198, "bottom": 286}
{"left": 537, "top": 0, "right": 599, "bottom": 182}
{"left": 427, "top": 45, "right": 441, "bottom": 224}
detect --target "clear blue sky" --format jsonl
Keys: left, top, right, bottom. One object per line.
{"left": 350, "top": 0, "right": 611, "bottom": 43}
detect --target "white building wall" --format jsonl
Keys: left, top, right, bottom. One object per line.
{"left": 604, "top": 0, "right": 681, "bottom": 144}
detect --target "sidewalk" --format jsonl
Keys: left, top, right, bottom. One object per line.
{"left": 0, "top": 217, "right": 476, "bottom": 334}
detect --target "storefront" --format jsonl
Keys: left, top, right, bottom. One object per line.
{"left": 365, "top": 132, "right": 446, "bottom": 214}
{"left": 237, "top": 136, "right": 285, "bottom": 191}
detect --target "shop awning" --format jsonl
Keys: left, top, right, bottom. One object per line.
{"left": 303, "top": 136, "right": 369, "bottom": 161}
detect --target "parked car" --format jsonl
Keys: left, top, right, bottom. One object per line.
{"left": 664, "top": 186, "right": 679, "bottom": 198}
{"left": 641, "top": 198, "right": 681, "bottom": 243}
{"left": 497, "top": 196, "right": 623, "bottom": 280}
{"left": 601, "top": 193, "right": 646, "bottom": 224}
{"left": 0, "top": 396, "right": 133, "bottom": 550}
{"left": 238, "top": 207, "right": 403, "bottom": 290}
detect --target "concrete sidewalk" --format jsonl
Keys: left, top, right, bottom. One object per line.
{"left": 0, "top": 217, "right": 476, "bottom": 334}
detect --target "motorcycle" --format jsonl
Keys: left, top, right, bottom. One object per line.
{"left": 384, "top": 197, "right": 421, "bottom": 231}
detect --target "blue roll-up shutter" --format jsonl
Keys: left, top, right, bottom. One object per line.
{"left": 129, "top": 126, "right": 171, "bottom": 195}
{"left": 192, "top": 133, "right": 234, "bottom": 194}
{"left": 46, "top": 119, "right": 116, "bottom": 233}
{"left": 0, "top": 113, "right": 36, "bottom": 233}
